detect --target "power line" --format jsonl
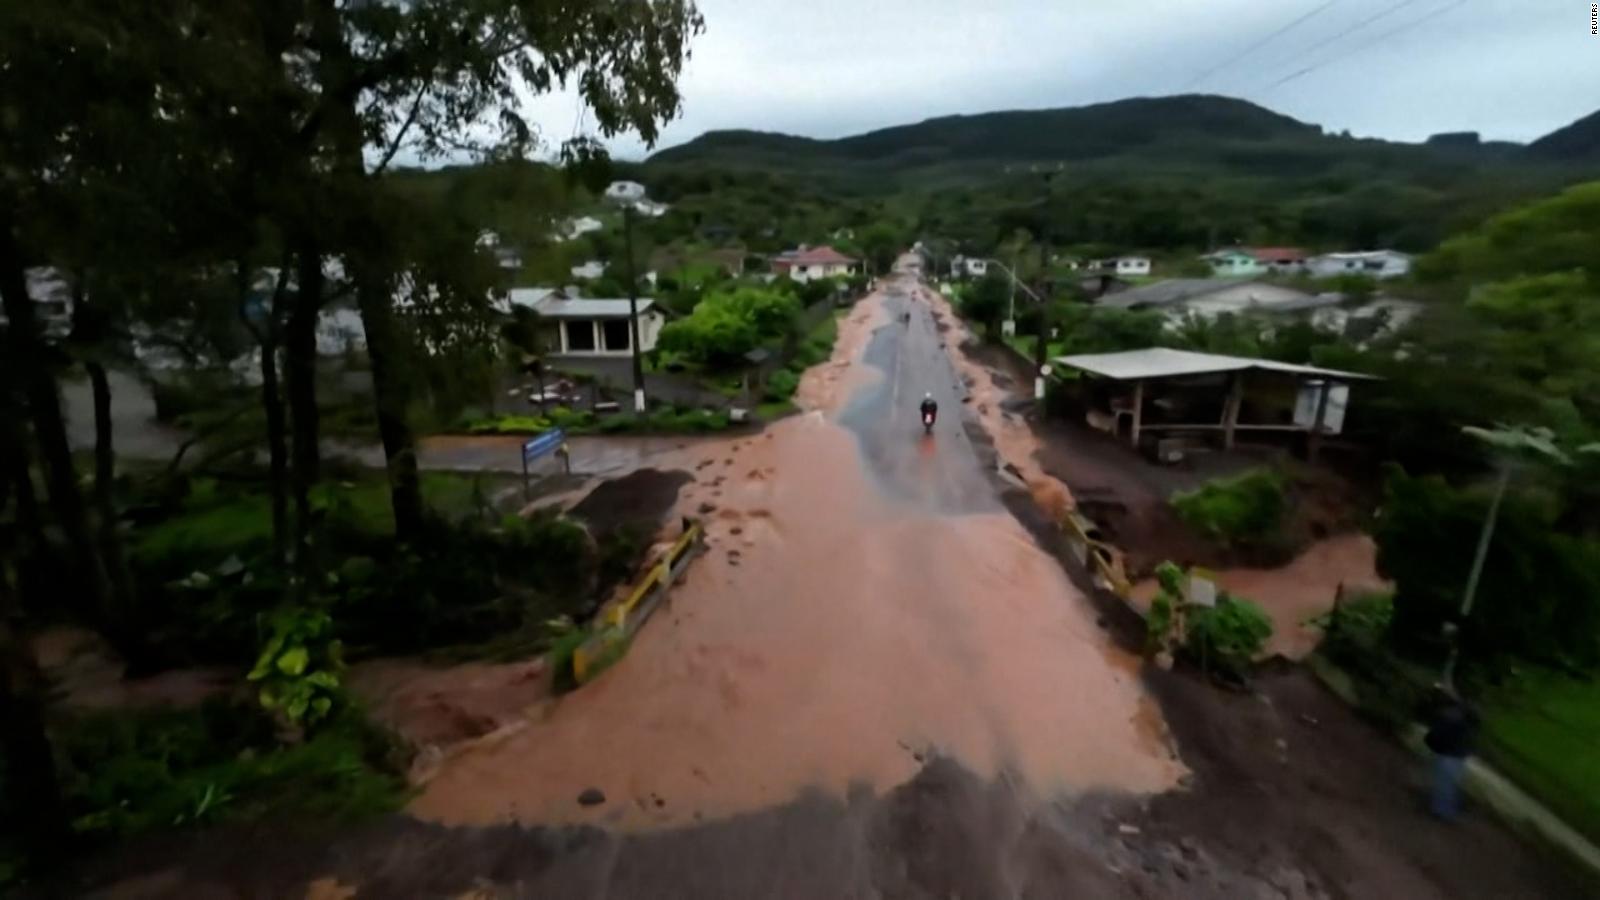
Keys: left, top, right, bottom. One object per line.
{"left": 1257, "top": 0, "right": 1429, "bottom": 84}
{"left": 1183, "top": 0, "right": 1343, "bottom": 90}
{"left": 1268, "top": 0, "right": 1468, "bottom": 90}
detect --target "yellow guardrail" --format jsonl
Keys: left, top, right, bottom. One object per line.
{"left": 1061, "top": 510, "right": 1132, "bottom": 599}
{"left": 573, "top": 519, "right": 702, "bottom": 684}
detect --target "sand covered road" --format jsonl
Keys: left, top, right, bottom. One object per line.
{"left": 409, "top": 275, "right": 1185, "bottom": 831}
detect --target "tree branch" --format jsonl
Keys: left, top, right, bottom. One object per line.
{"left": 373, "top": 86, "right": 427, "bottom": 174}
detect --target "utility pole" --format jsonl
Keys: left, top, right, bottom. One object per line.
{"left": 1034, "top": 170, "right": 1056, "bottom": 402}
{"left": 1441, "top": 462, "right": 1511, "bottom": 689}
{"left": 622, "top": 205, "right": 646, "bottom": 413}
{"left": 606, "top": 180, "right": 650, "bottom": 414}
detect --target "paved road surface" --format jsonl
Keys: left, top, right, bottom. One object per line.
{"left": 838, "top": 280, "right": 998, "bottom": 514}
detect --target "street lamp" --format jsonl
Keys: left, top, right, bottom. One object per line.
{"left": 1440, "top": 424, "right": 1572, "bottom": 688}
{"left": 605, "top": 180, "right": 649, "bottom": 413}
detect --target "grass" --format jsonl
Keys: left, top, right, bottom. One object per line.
{"left": 132, "top": 472, "right": 501, "bottom": 565}
{"left": 461, "top": 405, "right": 738, "bottom": 437}
{"left": 53, "top": 700, "right": 407, "bottom": 844}
{"left": 1004, "top": 334, "right": 1064, "bottom": 361}
{"left": 1477, "top": 669, "right": 1600, "bottom": 845}
{"left": 1170, "top": 468, "right": 1288, "bottom": 549}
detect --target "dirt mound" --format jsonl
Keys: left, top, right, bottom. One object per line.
{"left": 566, "top": 468, "right": 693, "bottom": 535}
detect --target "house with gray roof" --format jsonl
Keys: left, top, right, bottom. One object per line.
{"left": 533, "top": 295, "right": 664, "bottom": 358}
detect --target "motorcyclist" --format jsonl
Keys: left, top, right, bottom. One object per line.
{"left": 919, "top": 392, "right": 938, "bottom": 430}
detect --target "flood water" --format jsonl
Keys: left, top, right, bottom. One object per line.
{"left": 410, "top": 276, "right": 1186, "bottom": 831}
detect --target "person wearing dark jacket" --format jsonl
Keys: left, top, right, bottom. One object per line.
{"left": 1424, "top": 685, "right": 1480, "bottom": 820}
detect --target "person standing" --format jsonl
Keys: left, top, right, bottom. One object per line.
{"left": 1424, "top": 684, "right": 1480, "bottom": 821}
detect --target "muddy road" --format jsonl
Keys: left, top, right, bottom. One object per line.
{"left": 407, "top": 274, "right": 1183, "bottom": 832}
{"left": 72, "top": 269, "right": 1590, "bottom": 899}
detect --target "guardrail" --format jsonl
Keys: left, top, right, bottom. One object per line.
{"left": 572, "top": 518, "right": 703, "bottom": 683}
{"left": 1060, "top": 510, "right": 1133, "bottom": 600}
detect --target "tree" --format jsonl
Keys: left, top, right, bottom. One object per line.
{"left": 858, "top": 222, "right": 902, "bottom": 275}
{"left": 657, "top": 286, "right": 801, "bottom": 367}
{"left": 278, "top": 0, "right": 703, "bottom": 543}
{"left": 961, "top": 273, "right": 1010, "bottom": 339}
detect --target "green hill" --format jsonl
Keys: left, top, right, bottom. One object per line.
{"left": 1524, "top": 108, "right": 1600, "bottom": 164}
{"left": 650, "top": 95, "right": 1435, "bottom": 176}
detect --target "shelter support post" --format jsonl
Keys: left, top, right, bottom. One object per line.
{"left": 1130, "top": 379, "right": 1144, "bottom": 450}
{"left": 1222, "top": 371, "right": 1245, "bottom": 450}
{"left": 1308, "top": 378, "right": 1334, "bottom": 463}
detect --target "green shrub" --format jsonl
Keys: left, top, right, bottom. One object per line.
{"left": 658, "top": 286, "right": 802, "bottom": 367}
{"left": 54, "top": 701, "right": 404, "bottom": 842}
{"left": 1170, "top": 468, "right": 1287, "bottom": 548}
{"left": 248, "top": 606, "right": 345, "bottom": 730}
{"left": 1186, "top": 595, "right": 1274, "bottom": 675}
{"left": 1376, "top": 467, "right": 1600, "bottom": 667}
{"left": 764, "top": 369, "right": 801, "bottom": 402}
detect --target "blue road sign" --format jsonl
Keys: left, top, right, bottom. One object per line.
{"left": 522, "top": 428, "right": 566, "bottom": 464}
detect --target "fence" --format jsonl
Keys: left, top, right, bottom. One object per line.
{"left": 572, "top": 518, "right": 703, "bottom": 683}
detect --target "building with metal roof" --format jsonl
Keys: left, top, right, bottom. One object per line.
{"left": 1053, "top": 348, "right": 1379, "bottom": 460}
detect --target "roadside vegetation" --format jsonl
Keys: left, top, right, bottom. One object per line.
{"left": 0, "top": 1, "right": 705, "bottom": 888}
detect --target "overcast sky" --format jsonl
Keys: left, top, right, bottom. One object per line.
{"left": 517, "top": 0, "right": 1597, "bottom": 160}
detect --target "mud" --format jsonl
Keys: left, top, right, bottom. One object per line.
{"left": 33, "top": 628, "right": 232, "bottom": 711}
{"left": 1130, "top": 534, "right": 1388, "bottom": 659}
{"left": 565, "top": 467, "right": 694, "bottom": 536}
{"left": 344, "top": 657, "right": 552, "bottom": 768}
{"left": 409, "top": 406, "right": 1183, "bottom": 830}
{"left": 69, "top": 669, "right": 1589, "bottom": 898}
{"left": 60, "top": 271, "right": 1587, "bottom": 900}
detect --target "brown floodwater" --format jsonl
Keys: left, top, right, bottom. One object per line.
{"left": 1131, "top": 533, "right": 1389, "bottom": 659}
{"left": 409, "top": 283, "right": 1185, "bottom": 831}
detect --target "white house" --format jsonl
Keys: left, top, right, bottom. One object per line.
{"left": 1202, "top": 249, "right": 1265, "bottom": 278}
{"left": 1105, "top": 256, "right": 1151, "bottom": 277}
{"left": 570, "top": 260, "right": 607, "bottom": 280}
{"left": 1307, "top": 250, "right": 1413, "bottom": 280}
{"left": 777, "top": 246, "right": 859, "bottom": 283}
{"left": 961, "top": 257, "right": 990, "bottom": 278}
{"left": 534, "top": 296, "right": 664, "bottom": 357}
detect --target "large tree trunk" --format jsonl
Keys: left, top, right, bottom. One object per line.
{"left": 83, "top": 358, "right": 142, "bottom": 665}
{"left": 354, "top": 276, "right": 424, "bottom": 542}
{"left": 241, "top": 262, "right": 292, "bottom": 570}
{"left": 0, "top": 552, "right": 66, "bottom": 859}
{"left": 0, "top": 225, "right": 135, "bottom": 657}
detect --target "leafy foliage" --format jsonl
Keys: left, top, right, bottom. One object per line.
{"left": 1374, "top": 467, "right": 1600, "bottom": 668}
{"left": 54, "top": 701, "right": 404, "bottom": 842}
{"left": 1186, "top": 596, "right": 1274, "bottom": 675}
{"left": 1170, "top": 469, "right": 1288, "bottom": 550}
{"left": 657, "top": 286, "right": 802, "bottom": 367}
{"left": 248, "top": 606, "right": 344, "bottom": 730}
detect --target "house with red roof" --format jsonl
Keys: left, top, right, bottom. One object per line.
{"left": 1248, "top": 247, "right": 1308, "bottom": 275}
{"left": 772, "top": 245, "right": 859, "bottom": 284}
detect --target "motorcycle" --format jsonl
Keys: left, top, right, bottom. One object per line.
{"left": 921, "top": 408, "right": 936, "bottom": 435}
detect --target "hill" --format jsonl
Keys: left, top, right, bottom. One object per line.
{"left": 651, "top": 95, "right": 1325, "bottom": 171}
{"left": 1524, "top": 108, "right": 1600, "bottom": 163}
